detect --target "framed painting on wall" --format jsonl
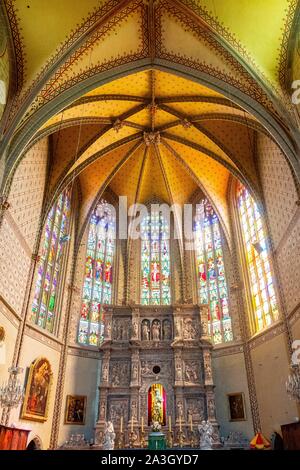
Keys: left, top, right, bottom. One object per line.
{"left": 227, "top": 392, "right": 246, "bottom": 421}
{"left": 65, "top": 395, "right": 87, "bottom": 425}
{"left": 21, "top": 357, "right": 53, "bottom": 422}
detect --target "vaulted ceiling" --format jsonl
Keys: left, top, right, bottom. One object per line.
{"left": 42, "top": 69, "right": 263, "bottom": 242}
{"left": 0, "top": 0, "right": 299, "bottom": 246}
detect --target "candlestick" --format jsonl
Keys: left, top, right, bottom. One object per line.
{"left": 190, "top": 414, "right": 193, "bottom": 432}
{"left": 168, "top": 415, "right": 172, "bottom": 433}
{"left": 141, "top": 416, "right": 144, "bottom": 433}
{"left": 179, "top": 416, "right": 182, "bottom": 432}
{"left": 120, "top": 416, "right": 123, "bottom": 433}
{"left": 131, "top": 416, "right": 134, "bottom": 432}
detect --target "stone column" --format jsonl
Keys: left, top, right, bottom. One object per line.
{"left": 95, "top": 350, "right": 110, "bottom": 446}
{"left": 203, "top": 346, "right": 220, "bottom": 446}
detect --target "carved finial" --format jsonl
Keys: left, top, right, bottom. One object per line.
{"left": 147, "top": 103, "right": 158, "bottom": 116}
{"left": 181, "top": 118, "right": 192, "bottom": 129}
{"left": 143, "top": 131, "right": 160, "bottom": 146}
{"left": 113, "top": 119, "right": 124, "bottom": 133}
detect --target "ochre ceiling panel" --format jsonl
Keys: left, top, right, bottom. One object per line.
{"left": 78, "top": 140, "right": 139, "bottom": 223}
{"left": 166, "top": 124, "right": 237, "bottom": 168}
{"left": 85, "top": 70, "right": 151, "bottom": 98}
{"left": 200, "top": 120, "right": 259, "bottom": 188}
{"left": 154, "top": 70, "right": 223, "bottom": 98}
{"left": 43, "top": 100, "right": 140, "bottom": 129}
{"left": 138, "top": 146, "right": 170, "bottom": 204}
{"left": 68, "top": 125, "right": 139, "bottom": 175}
{"left": 109, "top": 145, "right": 145, "bottom": 207}
{"left": 49, "top": 123, "right": 105, "bottom": 191}
{"left": 163, "top": 138, "right": 230, "bottom": 237}
{"left": 159, "top": 145, "right": 198, "bottom": 206}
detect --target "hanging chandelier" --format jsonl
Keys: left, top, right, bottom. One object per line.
{"left": 286, "top": 364, "right": 300, "bottom": 401}
{"left": 0, "top": 366, "right": 25, "bottom": 411}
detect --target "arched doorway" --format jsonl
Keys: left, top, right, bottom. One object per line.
{"left": 148, "top": 383, "right": 166, "bottom": 426}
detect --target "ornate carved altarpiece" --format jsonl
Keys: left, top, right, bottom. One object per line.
{"left": 94, "top": 304, "right": 219, "bottom": 448}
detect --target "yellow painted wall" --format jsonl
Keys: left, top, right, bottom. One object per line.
{"left": 213, "top": 351, "right": 253, "bottom": 440}
{"left": 58, "top": 353, "right": 100, "bottom": 446}
{"left": 250, "top": 333, "right": 299, "bottom": 437}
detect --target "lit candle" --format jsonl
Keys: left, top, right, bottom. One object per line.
{"left": 131, "top": 416, "right": 134, "bottom": 432}
{"left": 168, "top": 415, "right": 172, "bottom": 433}
{"left": 120, "top": 416, "right": 123, "bottom": 433}
{"left": 190, "top": 414, "right": 193, "bottom": 432}
{"left": 141, "top": 416, "right": 144, "bottom": 433}
{"left": 179, "top": 416, "right": 182, "bottom": 432}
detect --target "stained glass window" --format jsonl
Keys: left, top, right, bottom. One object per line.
{"left": 194, "top": 199, "right": 232, "bottom": 344}
{"left": 237, "top": 183, "right": 279, "bottom": 332}
{"left": 78, "top": 200, "right": 116, "bottom": 346}
{"left": 31, "top": 189, "right": 71, "bottom": 333}
{"left": 141, "top": 211, "right": 171, "bottom": 305}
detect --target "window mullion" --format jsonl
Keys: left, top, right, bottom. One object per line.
{"left": 45, "top": 192, "right": 66, "bottom": 331}
{"left": 36, "top": 202, "right": 57, "bottom": 328}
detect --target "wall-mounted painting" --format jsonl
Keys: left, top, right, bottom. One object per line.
{"left": 21, "top": 357, "right": 52, "bottom": 422}
{"left": 227, "top": 392, "right": 246, "bottom": 421}
{"left": 65, "top": 395, "right": 87, "bottom": 425}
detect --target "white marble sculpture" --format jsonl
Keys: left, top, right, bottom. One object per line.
{"left": 198, "top": 420, "right": 214, "bottom": 450}
{"left": 102, "top": 421, "right": 116, "bottom": 450}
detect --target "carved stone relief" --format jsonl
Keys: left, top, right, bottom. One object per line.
{"left": 186, "top": 397, "right": 205, "bottom": 422}
{"left": 184, "top": 360, "right": 199, "bottom": 383}
{"left": 182, "top": 318, "right": 198, "bottom": 340}
{"left": 108, "top": 399, "right": 129, "bottom": 424}
{"left": 113, "top": 318, "right": 130, "bottom": 340}
{"left": 140, "top": 359, "right": 172, "bottom": 377}
{"left": 110, "top": 361, "right": 130, "bottom": 387}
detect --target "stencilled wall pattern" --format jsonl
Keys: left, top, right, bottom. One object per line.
{"left": 0, "top": 138, "right": 48, "bottom": 315}
{"left": 257, "top": 133, "right": 298, "bottom": 249}
{"left": 257, "top": 133, "right": 300, "bottom": 317}
{"left": 8, "top": 138, "right": 49, "bottom": 250}
{"left": 0, "top": 216, "right": 31, "bottom": 315}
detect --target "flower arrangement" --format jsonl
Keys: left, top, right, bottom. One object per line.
{"left": 152, "top": 421, "right": 162, "bottom": 432}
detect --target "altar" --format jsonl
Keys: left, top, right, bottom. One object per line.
{"left": 94, "top": 304, "right": 220, "bottom": 448}
{"left": 148, "top": 432, "right": 167, "bottom": 450}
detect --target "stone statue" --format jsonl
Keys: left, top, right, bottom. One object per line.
{"left": 163, "top": 320, "right": 171, "bottom": 340}
{"left": 102, "top": 363, "right": 109, "bottom": 381}
{"left": 132, "top": 320, "right": 138, "bottom": 338}
{"left": 198, "top": 420, "right": 214, "bottom": 450}
{"left": 175, "top": 359, "right": 183, "bottom": 380}
{"left": 132, "top": 363, "right": 138, "bottom": 380}
{"left": 141, "top": 321, "right": 150, "bottom": 340}
{"left": 99, "top": 401, "right": 106, "bottom": 419}
{"left": 177, "top": 400, "right": 184, "bottom": 419}
{"left": 204, "top": 355, "right": 212, "bottom": 380}
{"left": 102, "top": 421, "right": 116, "bottom": 450}
{"left": 131, "top": 400, "right": 137, "bottom": 419}
{"left": 152, "top": 321, "right": 160, "bottom": 341}
{"left": 207, "top": 398, "right": 216, "bottom": 418}
{"left": 175, "top": 318, "right": 181, "bottom": 337}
